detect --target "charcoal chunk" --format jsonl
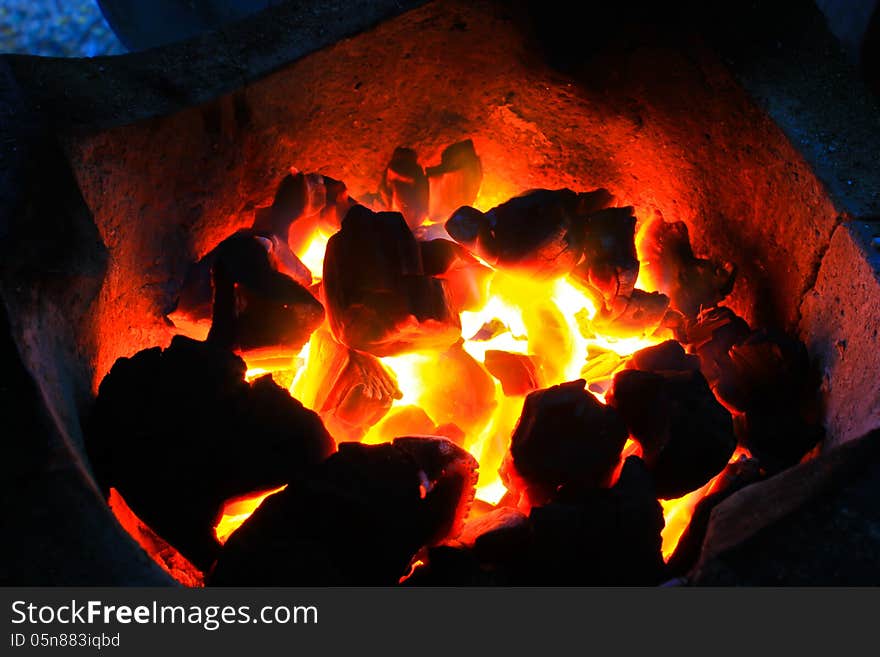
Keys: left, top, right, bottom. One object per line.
{"left": 426, "top": 139, "right": 483, "bottom": 221}
{"left": 640, "top": 216, "right": 736, "bottom": 317}
{"left": 295, "top": 329, "right": 401, "bottom": 442}
{"left": 628, "top": 339, "right": 700, "bottom": 373}
{"left": 252, "top": 172, "right": 327, "bottom": 240}
{"left": 380, "top": 147, "right": 429, "bottom": 229}
{"left": 483, "top": 350, "right": 541, "bottom": 396}
{"left": 208, "top": 438, "right": 477, "bottom": 585}
{"left": 420, "top": 239, "right": 492, "bottom": 312}
{"left": 503, "top": 380, "right": 628, "bottom": 505}
{"left": 323, "top": 205, "right": 461, "bottom": 356}
{"left": 607, "top": 366, "right": 736, "bottom": 499}
{"left": 591, "top": 288, "right": 670, "bottom": 337}
{"left": 445, "top": 188, "right": 614, "bottom": 279}
{"left": 86, "top": 336, "right": 335, "bottom": 570}
{"left": 207, "top": 232, "right": 324, "bottom": 355}
{"left": 685, "top": 306, "right": 751, "bottom": 401}
{"left": 416, "top": 343, "right": 497, "bottom": 433}
{"left": 527, "top": 457, "right": 666, "bottom": 585}
{"left": 571, "top": 206, "right": 639, "bottom": 313}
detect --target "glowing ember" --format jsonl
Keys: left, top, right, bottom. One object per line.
{"left": 214, "top": 486, "right": 287, "bottom": 544}
{"left": 188, "top": 177, "right": 742, "bottom": 565}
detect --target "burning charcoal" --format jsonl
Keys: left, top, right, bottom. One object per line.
{"left": 420, "top": 239, "right": 492, "bottom": 312}
{"left": 522, "top": 299, "right": 572, "bottom": 383}
{"left": 628, "top": 339, "right": 700, "bottom": 373}
{"left": 379, "top": 147, "right": 429, "bottom": 229}
{"left": 323, "top": 205, "right": 461, "bottom": 356}
{"left": 591, "top": 289, "right": 670, "bottom": 338}
{"left": 503, "top": 380, "right": 628, "bottom": 506}
{"left": 426, "top": 139, "right": 483, "bottom": 221}
{"left": 685, "top": 306, "right": 751, "bottom": 399}
{"left": 86, "top": 336, "right": 335, "bottom": 570}
{"left": 417, "top": 343, "right": 497, "bottom": 433}
{"left": 527, "top": 457, "right": 666, "bottom": 585}
{"left": 640, "top": 216, "right": 737, "bottom": 317}
{"left": 370, "top": 406, "right": 437, "bottom": 441}
{"left": 484, "top": 350, "right": 541, "bottom": 396}
{"left": 295, "top": 329, "right": 402, "bottom": 442}
{"left": 458, "top": 507, "right": 531, "bottom": 564}
{"left": 207, "top": 232, "right": 324, "bottom": 355}
{"left": 469, "top": 318, "right": 509, "bottom": 342}
{"left": 445, "top": 188, "right": 614, "bottom": 279}
{"left": 607, "top": 367, "right": 736, "bottom": 499}
{"left": 368, "top": 406, "right": 466, "bottom": 445}
{"left": 286, "top": 174, "right": 357, "bottom": 255}
{"left": 571, "top": 206, "right": 639, "bottom": 313}
{"left": 252, "top": 172, "right": 327, "bottom": 239}
{"left": 208, "top": 438, "right": 477, "bottom": 585}
{"left": 666, "top": 455, "right": 762, "bottom": 575}
{"left": 580, "top": 345, "right": 624, "bottom": 385}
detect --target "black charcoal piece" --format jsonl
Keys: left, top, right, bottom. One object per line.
{"left": 322, "top": 205, "right": 461, "bottom": 356}
{"left": 571, "top": 206, "right": 639, "bottom": 313}
{"left": 426, "top": 139, "right": 483, "bottom": 222}
{"left": 208, "top": 437, "right": 477, "bottom": 585}
{"left": 445, "top": 188, "right": 614, "bottom": 279}
{"left": 420, "top": 238, "right": 492, "bottom": 312}
{"left": 607, "top": 366, "right": 736, "bottom": 499}
{"left": 504, "top": 379, "right": 628, "bottom": 505}
{"left": 527, "top": 457, "right": 666, "bottom": 585}
{"left": 380, "top": 147, "right": 429, "bottom": 229}
{"left": 640, "top": 217, "right": 736, "bottom": 317}
{"left": 86, "top": 335, "right": 335, "bottom": 570}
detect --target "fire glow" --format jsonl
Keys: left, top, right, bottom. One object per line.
{"left": 210, "top": 185, "right": 736, "bottom": 559}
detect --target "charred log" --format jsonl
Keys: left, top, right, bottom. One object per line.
{"left": 85, "top": 336, "right": 335, "bottom": 570}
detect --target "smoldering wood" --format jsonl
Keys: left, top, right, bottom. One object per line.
{"left": 607, "top": 365, "right": 736, "bottom": 499}
{"left": 526, "top": 457, "right": 667, "bottom": 585}
{"left": 208, "top": 437, "right": 477, "bottom": 585}
{"left": 322, "top": 205, "right": 461, "bottom": 356}
{"left": 640, "top": 216, "right": 737, "bottom": 317}
{"left": 445, "top": 188, "right": 614, "bottom": 279}
{"left": 379, "top": 147, "right": 429, "bottom": 229}
{"left": 426, "top": 139, "right": 483, "bottom": 222}
{"left": 295, "top": 329, "right": 402, "bottom": 442}
{"left": 483, "top": 349, "right": 542, "bottom": 396}
{"left": 458, "top": 507, "right": 531, "bottom": 562}
{"left": 85, "top": 335, "right": 335, "bottom": 571}
{"left": 504, "top": 379, "right": 628, "bottom": 506}
{"left": 420, "top": 238, "right": 493, "bottom": 312}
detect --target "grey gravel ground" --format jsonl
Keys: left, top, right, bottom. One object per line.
{"left": 0, "top": 0, "right": 126, "bottom": 57}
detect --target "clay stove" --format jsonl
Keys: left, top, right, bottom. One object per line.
{"left": 2, "top": 0, "right": 880, "bottom": 585}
